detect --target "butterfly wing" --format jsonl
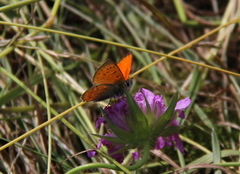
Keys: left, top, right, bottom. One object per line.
{"left": 93, "top": 59, "right": 125, "bottom": 85}
{"left": 82, "top": 53, "right": 133, "bottom": 102}
{"left": 81, "top": 84, "right": 124, "bottom": 102}
{"left": 117, "top": 52, "right": 133, "bottom": 81}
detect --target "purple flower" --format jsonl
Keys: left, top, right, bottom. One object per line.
{"left": 175, "top": 97, "right": 191, "bottom": 119}
{"left": 134, "top": 88, "right": 191, "bottom": 120}
{"left": 135, "top": 88, "right": 191, "bottom": 154}
{"left": 134, "top": 88, "right": 166, "bottom": 118}
{"left": 132, "top": 151, "right": 140, "bottom": 160}
{"left": 95, "top": 117, "right": 106, "bottom": 129}
{"left": 104, "top": 100, "right": 131, "bottom": 132}
{"left": 90, "top": 88, "right": 191, "bottom": 162}
{"left": 87, "top": 150, "right": 97, "bottom": 158}
{"left": 99, "top": 133, "right": 125, "bottom": 163}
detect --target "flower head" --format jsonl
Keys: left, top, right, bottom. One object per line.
{"left": 89, "top": 88, "right": 191, "bottom": 162}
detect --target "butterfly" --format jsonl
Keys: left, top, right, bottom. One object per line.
{"left": 81, "top": 52, "right": 133, "bottom": 102}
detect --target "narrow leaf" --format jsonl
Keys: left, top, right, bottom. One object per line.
{"left": 92, "top": 134, "right": 127, "bottom": 144}
{"left": 153, "top": 92, "right": 178, "bottom": 137}
{"left": 125, "top": 90, "right": 149, "bottom": 139}
{"left": 159, "top": 126, "right": 182, "bottom": 137}
{"left": 212, "top": 129, "right": 221, "bottom": 163}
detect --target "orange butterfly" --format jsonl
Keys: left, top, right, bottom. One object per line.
{"left": 81, "top": 52, "right": 133, "bottom": 102}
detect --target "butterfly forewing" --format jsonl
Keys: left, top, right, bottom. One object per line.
{"left": 117, "top": 52, "right": 133, "bottom": 81}
{"left": 117, "top": 52, "right": 133, "bottom": 80}
{"left": 93, "top": 59, "right": 125, "bottom": 84}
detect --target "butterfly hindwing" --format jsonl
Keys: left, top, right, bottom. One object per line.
{"left": 82, "top": 84, "right": 124, "bottom": 101}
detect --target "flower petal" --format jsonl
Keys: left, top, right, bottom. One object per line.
{"left": 154, "top": 95, "right": 166, "bottom": 118}
{"left": 175, "top": 97, "right": 191, "bottom": 111}
{"left": 87, "top": 150, "right": 97, "bottom": 158}
{"left": 140, "top": 88, "right": 155, "bottom": 111}
{"left": 108, "top": 144, "right": 125, "bottom": 163}
{"left": 155, "top": 137, "right": 165, "bottom": 149}
{"left": 165, "top": 136, "right": 173, "bottom": 147}
{"left": 95, "top": 117, "right": 106, "bottom": 129}
{"left": 99, "top": 133, "right": 116, "bottom": 147}
{"left": 172, "top": 133, "right": 185, "bottom": 154}
{"left": 104, "top": 100, "right": 131, "bottom": 131}
{"left": 132, "top": 151, "right": 140, "bottom": 160}
{"left": 178, "top": 110, "right": 185, "bottom": 119}
{"left": 134, "top": 91, "right": 147, "bottom": 114}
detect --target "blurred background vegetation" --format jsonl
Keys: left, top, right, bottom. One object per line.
{"left": 0, "top": 0, "right": 239, "bottom": 173}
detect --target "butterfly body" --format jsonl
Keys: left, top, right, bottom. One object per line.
{"left": 82, "top": 52, "right": 132, "bottom": 102}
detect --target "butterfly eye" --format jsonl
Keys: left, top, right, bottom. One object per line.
{"left": 125, "top": 79, "right": 133, "bottom": 90}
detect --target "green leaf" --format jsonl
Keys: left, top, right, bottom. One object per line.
{"left": 212, "top": 129, "right": 221, "bottom": 163}
{"left": 143, "top": 94, "right": 154, "bottom": 126}
{"left": 159, "top": 126, "right": 182, "bottom": 137}
{"left": 125, "top": 89, "right": 150, "bottom": 140}
{"left": 92, "top": 134, "right": 127, "bottom": 144}
{"left": 152, "top": 92, "right": 178, "bottom": 137}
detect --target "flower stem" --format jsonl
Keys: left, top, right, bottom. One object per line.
{"left": 127, "top": 141, "right": 150, "bottom": 170}
{"left": 66, "top": 141, "right": 150, "bottom": 173}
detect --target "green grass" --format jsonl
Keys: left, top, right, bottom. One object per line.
{"left": 0, "top": 0, "right": 239, "bottom": 173}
